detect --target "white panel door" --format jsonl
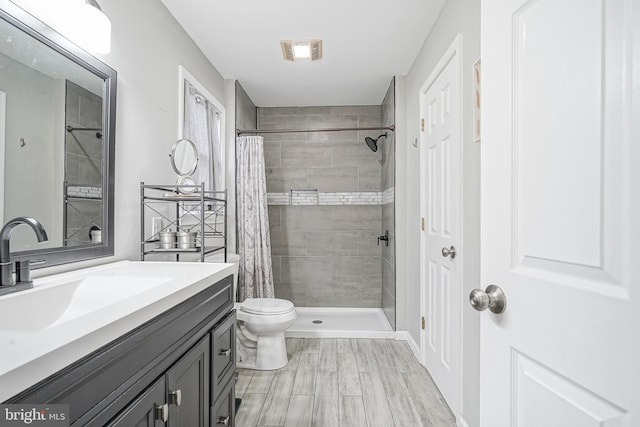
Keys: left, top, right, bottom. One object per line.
{"left": 481, "top": 0, "right": 640, "bottom": 426}
{"left": 420, "top": 36, "right": 462, "bottom": 417}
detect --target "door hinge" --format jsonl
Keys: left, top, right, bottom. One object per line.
{"left": 421, "top": 118, "right": 425, "bottom": 132}
{"left": 421, "top": 316, "right": 426, "bottom": 330}
{"left": 421, "top": 217, "right": 425, "bottom": 231}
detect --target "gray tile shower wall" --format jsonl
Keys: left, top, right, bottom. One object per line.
{"left": 236, "top": 81, "right": 257, "bottom": 131}
{"left": 65, "top": 81, "right": 103, "bottom": 246}
{"left": 259, "top": 106, "right": 384, "bottom": 308}
{"left": 381, "top": 79, "right": 396, "bottom": 329}
{"left": 65, "top": 81, "right": 103, "bottom": 186}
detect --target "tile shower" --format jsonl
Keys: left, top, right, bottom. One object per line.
{"left": 64, "top": 81, "right": 103, "bottom": 246}
{"left": 262, "top": 105, "right": 384, "bottom": 307}
{"left": 235, "top": 81, "right": 396, "bottom": 334}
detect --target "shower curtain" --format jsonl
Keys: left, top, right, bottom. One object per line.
{"left": 236, "top": 135, "right": 275, "bottom": 301}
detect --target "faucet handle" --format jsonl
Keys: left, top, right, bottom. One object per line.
{"left": 15, "top": 260, "right": 32, "bottom": 284}
{"left": 14, "top": 259, "right": 44, "bottom": 284}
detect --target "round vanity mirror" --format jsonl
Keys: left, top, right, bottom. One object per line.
{"left": 169, "top": 139, "right": 199, "bottom": 177}
{"left": 176, "top": 175, "right": 198, "bottom": 195}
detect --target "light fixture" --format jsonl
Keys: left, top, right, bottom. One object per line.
{"left": 292, "top": 44, "right": 311, "bottom": 59}
{"left": 281, "top": 39, "right": 322, "bottom": 61}
{"left": 14, "top": 0, "right": 111, "bottom": 54}
{"left": 77, "top": 0, "right": 111, "bottom": 54}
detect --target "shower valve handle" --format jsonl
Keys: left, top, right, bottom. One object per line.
{"left": 377, "top": 230, "right": 389, "bottom": 247}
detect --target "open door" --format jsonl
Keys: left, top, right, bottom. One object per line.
{"left": 480, "top": 0, "right": 640, "bottom": 426}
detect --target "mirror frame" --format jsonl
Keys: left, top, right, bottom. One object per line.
{"left": 0, "top": 0, "right": 117, "bottom": 269}
{"left": 169, "top": 138, "right": 199, "bottom": 176}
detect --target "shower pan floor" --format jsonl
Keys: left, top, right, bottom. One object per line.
{"left": 285, "top": 307, "right": 394, "bottom": 339}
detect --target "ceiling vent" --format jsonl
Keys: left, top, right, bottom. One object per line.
{"left": 281, "top": 39, "right": 323, "bottom": 61}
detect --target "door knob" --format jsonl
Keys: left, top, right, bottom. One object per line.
{"left": 469, "top": 285, "right": 506, "bottom": 314}
{"left": 441, "top": 245, "right": 456, "bottom": 259}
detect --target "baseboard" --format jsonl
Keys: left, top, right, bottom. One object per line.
{"left": 457, "top": 415, "right": 471, "bottom": 427}
{"left": 394, "top": 331, "right": 421, "bottom": 360}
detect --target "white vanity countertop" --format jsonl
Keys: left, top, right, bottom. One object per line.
{"left": 0, "top": 260, "right": 235, "bottom": 402}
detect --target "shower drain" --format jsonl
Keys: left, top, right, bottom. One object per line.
{"left": 312, "top": 320, "right": 323, "bottom": 324}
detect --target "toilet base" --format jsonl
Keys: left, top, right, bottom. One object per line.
{"left": 237, "top": 328, "right": 289, "bottom": 370}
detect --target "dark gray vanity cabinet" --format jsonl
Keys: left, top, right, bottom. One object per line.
{"left": 211, "top": 378, "right": 235, "bottom": 427}
{"left": 211, "top": 313, "right": 236, "bottom": 404}
{"left": 167, "top": 336, "right": 210, "bottom": 426}
{"left": 5, "top": 274, "right": 236, "bottom": 427}
{"left": 108, "top": 335, "right": 211, "bottom": 427}
{"left": 211, "top": 313, "right": 236, "bottom": 427}
{"left": 106, "top": 377, "right": 166, "bottom": 427}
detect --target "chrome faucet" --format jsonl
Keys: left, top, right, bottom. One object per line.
{"left": 0, "top": 217, "right": 48, "bottom": 290}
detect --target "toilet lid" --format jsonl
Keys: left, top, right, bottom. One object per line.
{"left": 241, "top": 298, "right": 294, "bottom": 315}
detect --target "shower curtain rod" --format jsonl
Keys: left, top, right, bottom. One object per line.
{"left": 236, "top": 125, "right": 395, "bottom": 136}
{"left": 66, "top": 125, "right": 102, "bottom": 132}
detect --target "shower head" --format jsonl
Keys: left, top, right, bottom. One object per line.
{"left": 364, "top": 133, "right": 387, "bottom": 152}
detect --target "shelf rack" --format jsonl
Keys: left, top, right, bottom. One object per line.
{"left": 140, "top": 182, "right": 227, "bottom": 262}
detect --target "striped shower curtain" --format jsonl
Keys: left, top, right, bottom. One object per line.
{"left": 236, "top": 135, "right": 274, "bottom": 301}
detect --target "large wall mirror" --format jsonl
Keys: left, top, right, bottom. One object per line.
{"left": 0, "top": 0, "right": 116, "bottom": 268}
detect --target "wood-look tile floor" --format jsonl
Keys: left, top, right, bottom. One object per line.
{"left": 235, "top": 338, "right": 456, "bottom": 427}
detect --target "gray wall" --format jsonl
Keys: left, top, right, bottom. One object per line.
{"left": 259, "top": 106, "right": 383, "bottom": 307}
{"left": 381, "top": 79, "right": 396, "bottom": 329}
{"left": 399, "top": 0, "right": 481, "bottom": 424}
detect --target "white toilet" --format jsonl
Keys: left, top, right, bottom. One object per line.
{"left": 206, "top": 253, "right": 297, "bottom": 370}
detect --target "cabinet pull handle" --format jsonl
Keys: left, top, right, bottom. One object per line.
{"left": 169, "top": 389, "right": 182, "bottom": 406}
{"left": 217, "top": 415, "right": 230, "bottom": 425}
{"left": 154, "top": 403, "right": 169, "bottom": 422}
{"left": 219, "top": 349, "right": 231, "bottom": 356}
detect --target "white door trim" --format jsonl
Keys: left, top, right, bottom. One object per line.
{"left": 419, "top": 33, "right": 464, "bottom": 418}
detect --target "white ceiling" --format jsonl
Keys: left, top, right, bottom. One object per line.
{"left": 160, "top": 0, "right": 446, "bottom": 107}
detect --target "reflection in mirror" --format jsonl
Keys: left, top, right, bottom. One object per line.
{"left": 170, "top": 138, "right": 199, "bottom": 177}
{"left": 1, "top": 17, "right": 103, "bottom": 251}
{"left": 0, "top": 1, "right": 116, "bottom": 268}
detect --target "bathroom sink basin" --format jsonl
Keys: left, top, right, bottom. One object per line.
{"left": 0, "top": 275, "right": 171, "bottom": 330}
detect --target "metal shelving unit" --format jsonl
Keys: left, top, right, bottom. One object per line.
{"left": 140, "top": 182, "right": 227, "bottom": 262}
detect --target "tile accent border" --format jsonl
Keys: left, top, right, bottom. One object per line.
{"left": 67, "top": 185, "right": 103, "bottom": 199}
{"left": 382, "top": 186, "right": 394, "bottom": 205}
{"left": 267, "top": 187, "right": 395, "bottom": 206}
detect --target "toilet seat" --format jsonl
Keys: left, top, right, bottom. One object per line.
{"left": 240, "top": 298, "right": 295, "bottom": 315}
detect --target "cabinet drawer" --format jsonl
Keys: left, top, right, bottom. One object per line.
{"left": 211, "top": 311, "right": 235, "bottom": 404}
{"left": 210, "top": 376, "right": 235, "bottom": 427}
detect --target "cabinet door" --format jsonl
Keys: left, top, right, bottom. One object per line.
{"left": 106, "top": 377, "right": 166, "bottom": 427}
{"left": 211, "top": 311, "right": 236, "bottom": 403}
{"left": 166, "top": 335, "right": 210, "bottom": 427}
{"left": 211, "top": 377, "right": 235, "bottom": 427}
